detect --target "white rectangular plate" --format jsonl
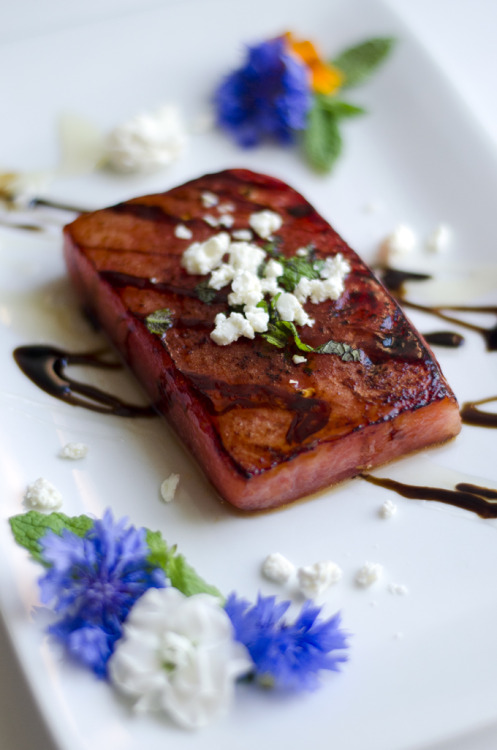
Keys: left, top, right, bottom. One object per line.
{"left": 1, "top": 1, "right": 497, "bottom": 749}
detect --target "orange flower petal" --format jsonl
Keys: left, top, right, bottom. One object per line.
{"left": 284, "top": 31, "right": 343, "bottom": 95}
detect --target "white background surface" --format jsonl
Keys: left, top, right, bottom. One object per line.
{"left": 1, "top": 1, "right": 497, "bottom": 748}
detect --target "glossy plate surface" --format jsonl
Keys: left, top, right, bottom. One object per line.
{"left": 1, "top": 1, "right": 497, "bottom": 749}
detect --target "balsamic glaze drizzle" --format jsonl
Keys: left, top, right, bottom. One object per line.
{"left": 13, "top": 345, "right": 155, "bottom": 417}
{"left": 460, "top": 395, "right": 497, "bottom": 428}
{"left": 361, "top": 474, "right": 497, "bottom": 519}
{"left": 378, "top": 266, "right": 497, "bottom": 351}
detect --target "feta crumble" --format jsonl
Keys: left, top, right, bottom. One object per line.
{"left": 218, "top": 202, "right": 235, "bottom": 214}
{"left": 427, "top": 223, "right": 451, "bottom": 253}
{"left": 380, "top": 224, "right": 417, "bottom": 257}
{"left": 105, "top": 104, "right": 187, "bottom": 173}
{"left": 388, "top": 583, "right": 408, "bottom": 596}
{"left": 293, "top": 354, "right": 307, "bottom": 365}
{"left": 174, "top": 224, "right": 193, "bottom": 240}
{"left": 231, "top": 229, "right": 252, "bottom": 241}
{"left": 355, "top": 562, "right": 383, "bottom": 587}
{"left": 201, "top": 191, "right": 219, "bottom": 208}
{"left": 276, "top": 292, "right": 314, "bottom": 327}
{"left": 211, "top": 312, "right": 256, "bottom": 345}
{"left": 249, "top": 210, "right": 282, "bottom": 239}
{"left": 295, "top": 247, "right": 309, "bottom": 257}
{"left": 203, "top": 214, "right": 220, "bottom": 227}
{"left": 297, "top": 561, "right": 342, "bottom": 598}
{"left": 59, "top": 442, "right": 88, "bottom": 460}
{"left": 181, "top": 233, "right": 230, "bottom": 275}
{"left": 219, "top": 214, "right": 234, "bottom": 228}
{"left": 24, "top": 478, "right": 63, "bottom": 510}
{"left": 227, "top": 271, "right": 263, "bottom": 308}
{"left": 379, "top": 499, "right": 397, "bottom": 519}
{"left": 262, "top": 553, "right": 295, "bottom": 584}
{"left": 160, "top": 473, "right": 180, "bottom": 503}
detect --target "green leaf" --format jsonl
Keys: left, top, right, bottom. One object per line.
{"left": 316, "top": 339, "right": 362, "bottom": 361}
{"left": 303, "top": 100, "right": 343, "bottom": 173}
{"left": 9, "top": 511, "right": 94, "bottom": 564}
{"left": 275, "top": 256, "right": 325, "bottom": 293}
{"left": 146, "top": 529, "right": 223, "bottom": 601}
{"left": 145, "top": 308, "right": 173, "bottom": 335}
{"left": 332, "top": 37, "right": 396, "bottom": 89}
{"left": 195, "top": 280, "right": 218, "bottom": 304}
{"left": 318, "top": 98, "right": 367, "bottom": 118}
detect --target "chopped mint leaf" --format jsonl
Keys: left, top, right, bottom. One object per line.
{"left": 262, "top": 319, "right": 313, "bottom": 352}
{"left": 145, "top": 308, "right": 174, "bottom": 335}
{"left": 9, "top": 511, "right": 94, "bottom": 564}
{"left": 262, "top": 240, "right": 283, "bottom": 258}
{"left": 270, "top": 255, "right": 325, "bottom": 293}
{"left": 303, "top": 100, "right": 342, "bottom": 173}
{"left": 332, "top": 37, "right": 395, "bottom": 89}
{"left": 316, "top": 339, "right": 362, "bottom": 361}
{"left": 146, "top": 529, "right": 223, "bottom": 601}
{"left": 195, "top": 280, "right": 218, "bottom": 304}
{"left": 318, "top": 98, "right": 367, "bottom": 118}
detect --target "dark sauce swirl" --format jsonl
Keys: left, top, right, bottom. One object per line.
{"left": 13, "top": 345, "right": 155, "bottom": 417}
{"left": 361, "top": 474, "right": 497, "bottom": 519}
{"left": 460, "top": 395, "right": 497, "bottom": 428}
{"left": 378, "top": 265, "right": 497, "bottom": 351}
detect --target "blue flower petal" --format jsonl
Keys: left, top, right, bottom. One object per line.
{"left": 214, "top": 37, "right": 312, "bottom": 147}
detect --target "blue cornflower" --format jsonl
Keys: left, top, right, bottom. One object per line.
{"left": 214, "top": 36, "right": 312, "bottom": 147}
{"left": 225, "top": 593, "right": 349, "bottom": 691}
{"left": 39, "top": 509, "right": 165, "bottom": 677}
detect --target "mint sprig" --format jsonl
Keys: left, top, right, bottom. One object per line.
{"left": 332, "top": 37, "right": 396, "bottom": 89}
{"left": 303, "top": 36, "right": 395, "bottom": 172}
{"left": 10, "top": 510, "right": 222, "bottom": 600}
{"left": 304, "top": 100, "right": 343, "bottom": 173}
{"left": 146, "top": 529, "right": 223, "bottom": 601}
{"left": 9, "top": 511, "right": 94, "bottom": 564}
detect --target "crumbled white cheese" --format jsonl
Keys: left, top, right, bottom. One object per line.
{"left": 105, "top": 104, "right": 187, "bottom": 173}
{"left": 295, "top": 247, "right": 309, "bottom": 257}
{"left": 219, "top": 214, "right": 234, "bottom": 228}
{"left": 379, "top": 499, "right": 397, "bottom": 519}
{"left": 210, "top": 312, "right": 256, "bottom": 345}
{"left": 160, "top": 473, "right": 180, "bottom": 503}
{"left": 59, "top": 442, "right": 88, "bottom": 460}
{"left": 427, "top": 223, "right": 451, "bottom": 253}
{"left": 203, "top": 214, "right": 219, "bottom": 227}
{"left": 201, "top": 191, "right": 219, "bottom": 208}
{"left": 174, "top": 224, "right": 193, "bottom": 240}
{"left": 262, "top": 552, "right": 295, "bottom": 584}
{"left": 263, "top": 259, "right": 284, "bottom": 279}
{"left": 388, "top": 583, "right": 408, "bottom": 596}
{"left": 231, "top": 229, "right": 252, "bottom": 241}
{"left": 218, "top": 202, "right": 235, "bottom": 214}
{"left": 181, "top": 232, "right": 230, "bottom": 275}
{"left": 293, "top": 354, "right": 307, "bottom": 365}
{"left": 276, "top": 292, "right": 314, "bottom": 327}
{"left": 289, "top": 379, "right": 299, "bottom": 386}
{"left": 227, "top": 271, "right": 264, "bottom": 308}
{"left": 244, "top": 305, "right": 269, "bottom": 333}
{"left": 249, "top": 210, "right": 282, "bottom": 239}
{"left": 380, "top": 224, "right": 417, "bottom": 257}
{"left": 297, "top": 561, "right": 342, "bottom": 598}
{"left": 356, "top": 562, "right": 383, "bottom": 587}
{"left": 294, "top": 253, "right": 350, "bottom": 305}
{"left": 228, "top": 242, "right": 266, "bottom": 274}
{"left": 208, "top": 263, "right": 235, "bottom": 291}
{"left": 24, "top": 478, "right": 63, "bottom": 510}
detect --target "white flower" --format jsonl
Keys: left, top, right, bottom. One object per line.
{"left": 109, "top": 588, "right": 252, "bottom": 730}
